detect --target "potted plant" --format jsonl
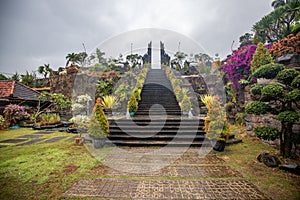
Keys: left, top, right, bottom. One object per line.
{"left": 201, "top": 95, "right": 230, "bottom": 152}
{"left": 128, "top": 94, "right": 138, "bottom": 117}
{"left": 88, "top": 97, "right": 109, "bottom": 148}
{"left": 101, "top": 95, "right": 116, "bottom": 116}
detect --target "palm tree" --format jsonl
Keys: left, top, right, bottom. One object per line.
{"left": 66, "top": 53, "right": 78, "bottom": 66}
{"left": 272, "top": 0, "right": 287, "bottom": 9}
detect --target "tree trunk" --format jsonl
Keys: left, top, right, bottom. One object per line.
{"left": 281, "top": 123, "right": 293, "bottom": 157}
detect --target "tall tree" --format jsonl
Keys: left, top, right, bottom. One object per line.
{"left": 38, "top": 64, "right": 52, "bottom": 78}
{"left": 239, "top": 33, "right": 253, "bottom": 46}
{"left": 66, "top": 53, "right": 78, "bottom": 66}
{"left": 253, "top": 0, "right": 299, "bottom": 43}
{"left": 126, "top": 54, "right": 142, "bottom": 68}
{"left": 89, "top": 48, "right": 106, "bottom": 64}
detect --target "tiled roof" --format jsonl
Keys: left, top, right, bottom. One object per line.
{"left": 0, "top": 80, "right": 40, "bottom": 101}
{"left": 0, "top": 80, "right": 15, "bottom": 97}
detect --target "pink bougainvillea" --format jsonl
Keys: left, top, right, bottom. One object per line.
{"left": 221, "top": 44, "right": 272, "bottom": 93}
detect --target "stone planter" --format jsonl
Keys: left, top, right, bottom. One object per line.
{"left": 91, "top": 136, "right": 107, "bottom": 149}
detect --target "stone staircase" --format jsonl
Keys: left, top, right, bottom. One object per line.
{"left": 108, "top": 69, "right": 207, "bottom": 147}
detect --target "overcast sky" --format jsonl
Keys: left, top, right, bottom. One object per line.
{"left": 0, "top": 0, "right": 273, "bottom": 76}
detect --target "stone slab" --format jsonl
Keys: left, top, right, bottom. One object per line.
{"left": 17, "top": 134, "right": 40, "bottom": 139}
{"left": 43, "top": 136, "right": 68, "bottom": 143}
{"left": 63, "top": 178, "right": 269, "bottom": 199}
{"left": 0, "top": 139, "right": 27, "bottom": 143}
{"left": 33, "top": 131, "right": 54, "bottom": 135}
{"left": 17, "top": 138, "right": 45, "bottom": 146}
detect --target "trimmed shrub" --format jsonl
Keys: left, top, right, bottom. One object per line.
{"left": 285, "top": 89, "right": 300, "bottom": 102}
{"left": 181, "top": 95, "right": 191, "bottom": 112}
{"left": 261, "top": 84, "right": 284, "bottom": 101}
{"left": 278, "top": 111, "right": 300, "bottom": 124}
{"left": 245, "top": 101, "right": 271, "bottom": 115}
{"left": 276, "top": 69, "right": 300, "bottom": 86}
{"left": 252, "top": 63, "right": 284, "bottom": 79}
{"left": 291, "top": 75, "right": 300, "bottom": 89}
{"left": 254, "top": 126, "right": 280, "bottom": 141}
{"left": 89, "top": 98, "right": 109, "bottom": 138}
{"left": 250, "top": 42, "right": 274, "bottom": 72}
{"left": 128, "top": 94, "right": 138, "bottom": 113}
{"left": 250, "top": 85, "right": 263, "bottom": 96}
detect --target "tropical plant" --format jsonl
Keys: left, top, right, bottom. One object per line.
{"left": 200, "top": 94, "right": 213, "bottom": 109}
{"left": 88, "top": 98, "right": 109, "bottom": 138}
{"left": 253, "top": 0, "right": 300, "bottom": 43}
{"left": 101, "top": 95, "right": 116, "bottom": 109}
{"left": 38, "top": 113, "right": 61, "bottom": 125}
{"left": 0, "top": 74, "right": 8, "bottom": 80}
{"left": 96, "top": 78, "right": 115, "bottom": 98}
{"left": 21, "top": 71, "right": 36, "bottom": 87}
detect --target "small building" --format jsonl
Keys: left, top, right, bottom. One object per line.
{"left": 0, "top": 80, "right": 41, "bottom": 113}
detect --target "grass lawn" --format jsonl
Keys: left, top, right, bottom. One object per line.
{"left": 0, "top": 126, "right": 299, "bottom": 199}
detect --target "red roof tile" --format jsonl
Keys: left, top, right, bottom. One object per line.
{"left": 0, "top": 80, "right": 40, "bottom": 100}
{"left": 0, "top": 80, "right": 15, "bottom": 97}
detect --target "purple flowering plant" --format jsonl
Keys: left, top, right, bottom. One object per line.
{"left": 221, "top": 44, "right": 257, "bottom": 92}
{"left": 4, "top": 104, "right": 31, "bottom": 125}
{"left": 221, "top": 44, "right": 273, "bottom": 94}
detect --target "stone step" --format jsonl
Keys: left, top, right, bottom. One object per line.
{"left": 106, "top": 139, "right": 211, "bottom": 147}
{"left": 108, "top": 134, "right": 205, "bottom": 141}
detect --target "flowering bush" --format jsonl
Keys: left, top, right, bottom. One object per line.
{"left": 270, "top": 33, "right": 300, "bottom": 59}
{"left": 71, "top": 94, "right": 92, "bottom": 115}
{"left": 69, "top": 115, "right": 90, "bottom": 128}
{"left": 3, "top": 104, "right": 30, "bottom": 126}
{"left": 222, "top": 44, "right": 273, "bottom": 93}
{"left": 222, "top": 44, "right": 257, "bottom": 91}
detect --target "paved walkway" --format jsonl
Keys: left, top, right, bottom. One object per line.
{"left": 63, "top": 147, "right": 270, "bottom": 199}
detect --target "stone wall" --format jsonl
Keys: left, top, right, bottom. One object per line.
{"left": 50, "top": 73, "right": 99, "bottom": 100}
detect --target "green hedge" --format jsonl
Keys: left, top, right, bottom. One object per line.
{"left": 254, "top": 126, "right": 279, "bottom": 141}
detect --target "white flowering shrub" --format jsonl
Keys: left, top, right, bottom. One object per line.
{"left": 69, "top": 115, "right": 90, "bottom": 128}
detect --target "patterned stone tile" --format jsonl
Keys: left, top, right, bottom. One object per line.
{"left": 63, "top": 178, "right": 270, "bottom": 200}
